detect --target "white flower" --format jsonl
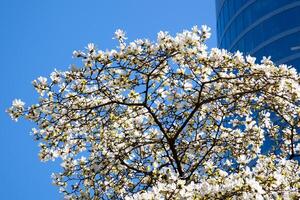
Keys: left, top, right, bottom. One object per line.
{"left": 201, "top": 25, "right": 211, "bottom": 38}
{"left": 114, "top": 29, "right": 126, "bottom": 40}
{"left": 234, "top": 51, "right": 245, "bottom": 64}
{"left": 273, "top": 171, "right": 284, "bottom": 186}
{"left": 37, "top": 76, "right": 47, "bottom": 85}
{"left": 51, "top": 150, "right": 60, "bottom": 159}
{"left": 209, "top": 48, "right": 223, "bottom": 62}
{"left": 50, "top": 70, "right": 61, "bottom": 83}
{"left": 204, "top": 160, "right": 215, "bottom": 170}
{"left": 295, "top": 143, "right": 300, "bottom": 153}
{"left": 157, "top": 31, "right": 169, "bottom": 42}
{"left": 218, "top": 169, "right": 228, "bottom": 177}
{"left": 157, "top": 88, "right": 168, "bottom": 98}
{"left": 225, "top": 159, "right": 232, "bottom": 166}
{"left": 184, "top": 81, "right": 193, "bottom": 90}
{"left": 80, "top": 156, "right": 87, "bottom": 163}
{"left": 246, "top": 55, "right": 256, "bottom": 65}
{"left": 261, "top": 56, "right": 273, "bottom": 65}
{"left": 72, "top": 50, "right": 85, "bottom": 57}
{"left": 87, "top": 43, "right": 95, "bottom": 52}
{"left": 237, "top": 154, "right": 249, "bottom": 164}
{"left": 153, "top": 161, "right": 159, "bottom": 169}
{"left": 246, "top": 178, "right": 265, "bottom": 194}
{"left": 12, "top": 99, "right": 25, "bottom": 108}
{"left": 177, "top": 67, "right": 185, "bottom": 75}
{"left": 192, "top": 25, "right": 199, "bottom": 33}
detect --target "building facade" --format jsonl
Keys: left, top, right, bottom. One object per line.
{"left": 216, "top": 0, "right": 300, "bottom": 68}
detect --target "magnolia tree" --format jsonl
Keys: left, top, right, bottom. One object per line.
{"left": 8, "top": 26, "right": 300, "bottom": 199}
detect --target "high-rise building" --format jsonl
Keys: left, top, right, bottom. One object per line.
{"left": 216, "top": 0, "right": 300, "bottom": 68}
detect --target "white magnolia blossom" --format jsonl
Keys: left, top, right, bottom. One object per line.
{"left": 114, "top": 29, "right": 127, "bottom": 41}
{"left": 8, "top": 99, "right": 25, "bottom": 121}
{"left": 87, "top": 43, "right": 95, "bottom": 52}
{"left": 7, "top": 26, "right": 300, "bottom": 199}
{"left": 12, "top": 99, "right": 25, "bottom": 108}
{"left": 128, "top": 156, "right": 300, "bottom": 199}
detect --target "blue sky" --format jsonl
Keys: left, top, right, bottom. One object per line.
{"left": 0, "top": 0, "right": 216, "bottom": 199}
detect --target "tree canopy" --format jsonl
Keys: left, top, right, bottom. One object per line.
{"left": 8, "top": 26, "right": 300, "bottom": 199}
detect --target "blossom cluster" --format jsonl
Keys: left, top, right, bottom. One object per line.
{"left": 128, "top": 156, "right": 300, "bottom": 199}
{"left": 7, "top": 26, "right": 300, "bottom": 199}
{"left": 7, "top": 99, "right": 25, "bottom": 121}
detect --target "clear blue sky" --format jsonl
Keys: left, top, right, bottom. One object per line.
{"left": 0, "top": 1, "right": 216, "bottom": 199}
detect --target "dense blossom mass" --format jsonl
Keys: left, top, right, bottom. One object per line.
{"left": 8, "top": 26, "right": 300, "bottom": 199}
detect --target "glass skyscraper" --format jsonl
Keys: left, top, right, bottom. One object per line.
{"left": 216, "top": 0, "right": 300, "bottom": 68}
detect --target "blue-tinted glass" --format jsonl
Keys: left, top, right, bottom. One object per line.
{"left": 230, "top": 5, "right": 300, "bottom": 52}
{"left": 221, "top": 8, "right": 225, "bottom": 35}
{"left": 255, "top": 31, "right": 300, "bottom": 63}
{"left": 233, "top": 0, "right": 238, "bottom": 17}
{"left": 228, "top": 0, "right": 234, "bottom": 21}
{"left": 218, "top": 0, "right": 298, "bottom": 50}
{"left": 216, "top": 0, "right": 300, "bottom": 69}
{"left": 224, "top": 32, "right": 228, "bottom": 48}
{"left": 244, "top": 6, "right": 251, "bottom": 26}
{"left": 289, "top": 58, "right": 300, "bottom": 68}
{"left": 240, "top": 38, "right": 244, "bottom": 51}
{"left": 224, "top": 0, "right": 229, "bottom": 25}
{"left": 232, "top": 20, "right": 237, "bottom": 43}
{"left": 236, "top": 0, "right": 242, "bottom": 10}
{"left": 228, "top": 26, "right": 232, "bottom": 48}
